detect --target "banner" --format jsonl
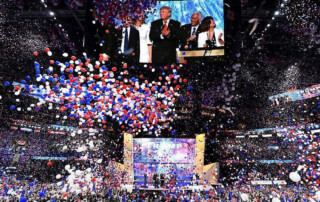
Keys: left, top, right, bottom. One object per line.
{"left": 258, "top": 160, "right": 294, "bottom": 164}
{"left": 32, "top": 156, "right": 68, "bottom": 160}
{"left": 20, "top": 127, "right": 33, "bottom": 132}
{"left": 269, "top": 83, "right": 320, "bottom": 102}
{"left": 195, "top": 134, "right": 205, "bottom": 184}
{"left": 251, "top": 180, "right": 286, "bottom": 185}
{"left": 203, "top": 163, "right": 219, "bottom": 184}
{"left": 124, "top": 133, "right": 133, "bottom": 184}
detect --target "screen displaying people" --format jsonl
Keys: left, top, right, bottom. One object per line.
{"left": 102, "top": 0, "right": 224, "bottom": 64}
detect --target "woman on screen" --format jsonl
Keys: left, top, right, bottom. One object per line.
{"left": 134, "top": 15, "right": 152, "bottom": 63}
{"left": 197, "top": 16, "right": 224, "bottom": 48}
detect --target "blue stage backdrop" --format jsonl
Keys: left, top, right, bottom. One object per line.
{"left": 146, "top": 0, "right": 224, "bottom": 30}
{"left": 133, "top": 138, "right": 196, "bottom": 183}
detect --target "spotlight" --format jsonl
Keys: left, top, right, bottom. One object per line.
{"left": 49, "top": 11, "right": 55, "bottom": 16}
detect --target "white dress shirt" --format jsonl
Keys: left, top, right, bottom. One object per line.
{"left": 190, "top": 25, "right": 199, "bottom": 37}
{"left": 198, "top": 29, "right": 224, "bottom": 48}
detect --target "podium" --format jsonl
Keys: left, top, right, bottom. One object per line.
{"left": 176, "top": 48, "right": 224, "bottom": 63}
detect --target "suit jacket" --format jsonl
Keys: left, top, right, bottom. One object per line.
{"left": 149, "top": 19, "right": 181, "bottom": 64}
{"left": 180, "top": 24, "right": 200, "bottom": 49}
{"left": 102, "top": 25, "right": 140, "bottom": 63}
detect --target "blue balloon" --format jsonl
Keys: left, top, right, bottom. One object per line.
{"left": 20, "top": 198, "right": 27, "bottom": 202}
{"left": 4, "top": 81, "right": 10, "bottom": 86}
{"left": 10, "top": 105, "right": 16, "bottom": 110}
{"left": 39, "top": 192, "right": 45, "bottom": 197}
{"left": 30, "top": 182, "right": 34, "bottom": 187}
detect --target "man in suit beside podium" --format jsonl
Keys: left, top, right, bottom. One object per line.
{"left": 150, "top": 6, "right": 181, "bottom": 64}
{"left": 180, "top": 12, "right": 202, "bottom": 49}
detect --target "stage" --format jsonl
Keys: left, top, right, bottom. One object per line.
{"left": 121, "top": 184, "right": 214, "bottom": 193}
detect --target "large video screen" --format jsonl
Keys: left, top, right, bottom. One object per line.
{"left": 100, "top": 0, "right": 224, "bottom": 64}
{"left": 133, "top": 138, "right": 196, "bottom": 181}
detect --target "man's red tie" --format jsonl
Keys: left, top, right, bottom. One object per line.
{"left": 164, "top": 20, "right": 167, "bottom": 31}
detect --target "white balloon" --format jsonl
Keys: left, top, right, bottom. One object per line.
{"left": 315, "top": 191, "right": 320, "bottom": 202}
{"left": 272, "top": 198, "right": 281, "bottom": 202}
{"left": 240, "top": 193, "right": 249, "bottom": 201}
{"left": 65, "top": 165, "right": 71, "bottom": 170}
{"left": 56, "top": 174, "right": 62, "bottom": 179}
{"left": 63, "top": 53, "right": 68, "bottom": 57}
{"left": 47, "top": 51, "right": 52, "bottom": 56}
{"left": 289, "top": 172, "right": 301, "bottom": 182}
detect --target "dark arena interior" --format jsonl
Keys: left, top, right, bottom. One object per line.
{"left": 1, "top": 0, "right": 320, "bottom": 201}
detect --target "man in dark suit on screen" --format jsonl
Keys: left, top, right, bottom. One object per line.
{"left": 180, "top": 11, "right": 202, "bottom": 49}
{"left": 102, "top": 16, "right": 140, "bottom": 64}
{"left": 149, "top": 6, "right": 181, "bottom": 64}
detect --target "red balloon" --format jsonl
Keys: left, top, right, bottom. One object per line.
{"left": 112, "top": 67, "right": 117, "bottom": 71}
{"left": 91, "top": 178, "right": 96, "bottom": 182}
{"left": 33, "top": 51, "right": 38, "bottom": 56}
{"left": 47, "top": 162, "right": 52, "bottom": 167}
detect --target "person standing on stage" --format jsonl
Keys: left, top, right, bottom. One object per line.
{"left": 180, "top": 11, "right": 202, "bottom": 49}
{"left": 144, "top": 173, "right": 147, "bottom": 187}
{"left": 102, "top": 16, "right": 140, "bottom": 64}
{"left": 149, "top": 6, "right": 181, "bottom": 64}
{"left": 153, "top": 173, "right": 157, "bottom": 187}
{"left": 156, "top": 173, "right": 160, "bottom": 188}
{"left": 160, "top": 173, "right": 165, "bottom": 187}
{"left": 198, "top": 16, "right": 224, "bottom": 48}
{"left": 134, "top": 14, "right": 152, "bottom": 63}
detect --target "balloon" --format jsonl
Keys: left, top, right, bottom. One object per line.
{"left": 65, "top": 165, "right": 71, "bottom": 170}
{"left": 20, "top": 198, "right": 27, "bottom": 202}
{"left": 240, "top": 193, "right": 249, "bottom": 201}
{"left": 47, "top": 161, "right": 52, "bottom": 167}
{"left": 56, "top": 174, "right": 62, "bottom": 179}
{"left": 315, "top": 191, "right": 320, "bottom": 202}
{"left": 289, "top": 172, "right": 301, "bottom": 182}
{"left": 272, "top": 198, "right": 281, "bottom": 202}
{"left": 39, "top": 192, "right": 45, "bottom": 197}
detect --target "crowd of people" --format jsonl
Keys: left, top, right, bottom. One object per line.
{"left": 1, "top": 172, "right": 320, "bottom": 201}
